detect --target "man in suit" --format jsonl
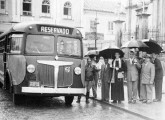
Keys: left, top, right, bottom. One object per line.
{"left": 141, "top": 55, "right": 155, "bottom": 104}
{"left": 100, "top": 58, "right": 112, "bottom": 102}
{"left": 152, "top": 53, "right": 163, "bottom": 102}
{"left": 125, "top": 51, "right": 141, "bottom": 103}
{"left": 92, "top": 56, "right": 101, "bottom": 98}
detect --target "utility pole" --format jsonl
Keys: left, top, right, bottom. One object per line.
{"left": 94, "top": 12, "right": 99, "bottom": 50}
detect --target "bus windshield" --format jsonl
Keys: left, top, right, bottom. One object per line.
{"left": 25, "top": 35, "right": 54, "bottom": 54}
{"left": 57, "top": 37, "right": 81, "bottom": 57}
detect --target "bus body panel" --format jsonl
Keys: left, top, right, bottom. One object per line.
{"left": 0, "top": 54, "right": 4, "bottom": 84}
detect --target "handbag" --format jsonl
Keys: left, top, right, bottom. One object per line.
{"left": 118, "top": 72, "right": 124, "bottom": 79}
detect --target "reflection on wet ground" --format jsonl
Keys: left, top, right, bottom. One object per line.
{"left": 0, "top": 89, "right": 145, "bottom": 120}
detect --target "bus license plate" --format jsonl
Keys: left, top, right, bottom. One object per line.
{"left": 29, "top": 81, "right": 40, "bottom": 87}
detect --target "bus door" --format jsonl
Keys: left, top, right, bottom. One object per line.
{"left": 0, "top": 36, "right": 5, "bottom": 84}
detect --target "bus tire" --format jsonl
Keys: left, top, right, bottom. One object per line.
{"left": 13, "top": 94, "right": 23, "bottom": 105}
{"left": 65, "top": 96, "right": 74, "bottom": 105}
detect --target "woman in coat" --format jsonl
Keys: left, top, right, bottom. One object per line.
{"left": 111, "top": 52, "right": 126, "bottom": 103}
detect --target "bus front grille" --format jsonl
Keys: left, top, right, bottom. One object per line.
{"left": 57, "top": 66, "right": 73, "bottom": 87}
{"left": 37, "top": 63, "right": 54, "bottom": 87}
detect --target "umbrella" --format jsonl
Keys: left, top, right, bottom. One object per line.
{"left": 121, "top": 39, "right": 148, "bottom": 49}
{"left": 140, "top": 39, "right": 163, "bottom": 54}
{"left": 84, "top": 50, "right": 99, "bottom": 57}
{"left": 99, "top": 45, "right": 124, "bottom": 59}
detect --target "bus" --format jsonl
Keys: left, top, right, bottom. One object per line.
{"left": 0, "top": 22, "right": 85, "bottom": 105}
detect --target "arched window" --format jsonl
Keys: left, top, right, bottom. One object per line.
{"left": 23, "top": 0, "right": 32, "bottom": 16}
{"left": 63, "top": 2, "right": 72, "bottom": 19}
{"left": 42, "top": 0, "right": 50, "bottom": 13}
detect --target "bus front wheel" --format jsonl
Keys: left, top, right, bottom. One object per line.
{"left": 13, "top": 94, "right": 23, "bottom": 105}
{"left": 65, "top": 96, "right": 74, "bottom": 105}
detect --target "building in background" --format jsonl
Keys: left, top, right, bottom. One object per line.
{"left": 0, "top": 0, "right": 84, "bottom": 32}
{"left": 125, "top": 0, "right": 165, "bottom": 50}
{"left": 82, "top": 0, "right": 126, "bottom": 53}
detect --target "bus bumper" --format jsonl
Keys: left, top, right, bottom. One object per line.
{"left": 22, "top": 87, "right": 85, "bottom": 94}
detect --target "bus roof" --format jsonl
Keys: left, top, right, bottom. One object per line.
{"left": 0, "top": 22, "right": 82, "bottom": 38}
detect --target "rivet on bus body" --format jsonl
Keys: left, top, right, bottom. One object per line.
{"left": 29, "top": 26, "right": 33, "bottom": 30}
{"left": 55, "top": 55, "right": 59, "bottom": 60}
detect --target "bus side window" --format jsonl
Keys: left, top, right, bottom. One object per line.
{"left": 10, "top": 34, "right": 23, "bottom": 54}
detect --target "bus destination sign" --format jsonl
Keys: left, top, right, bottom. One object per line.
{"left": 38, "top": 25, "right": 73, "bottom": 35}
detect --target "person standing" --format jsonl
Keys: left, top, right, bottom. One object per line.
{"left": 84, "top": 58, "right": 96, "bottom": 103}
{"left": 111, "top": 52, "right": 126, "bottom": 103}
{"left": 100, "top": 58, "right": 112, "bottom": 102}
{"left": 152, "top": 53, "right": 163, "bottom": 102}
{"left": 141, "top": 55, "right": 155, "bottom": 104}
{"left": 125, "top": 51, "right": 141, "bottom": 103}
{"left": 92, "top": 56, "right": 102, "bottom": 98}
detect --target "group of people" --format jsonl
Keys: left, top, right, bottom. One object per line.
{"left": 77, "top": 50, "right": 163, "bottom": 104}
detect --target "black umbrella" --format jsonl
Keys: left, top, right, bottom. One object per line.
{"left": 121, "top": 39, "right": 148, "bottom": 49}
{"left": 140, "top": 39, "right": 163, "bottom": 54}
{"left": 99, "top": 45, "right": 124, "bottom": 59}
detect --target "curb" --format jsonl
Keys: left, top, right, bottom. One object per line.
{"left": 88, "top": 96, "right": 154, "bottom": 120}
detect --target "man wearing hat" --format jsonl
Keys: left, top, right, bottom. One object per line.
{"left": 140, "top": 54, "right": 155, "bottom": 104}
{"left": 125, "top": 51, "right": 141, "bottom": 103}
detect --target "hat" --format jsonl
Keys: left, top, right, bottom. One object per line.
{"left": 145, "top": 54, "right": 151, "bottom": 58}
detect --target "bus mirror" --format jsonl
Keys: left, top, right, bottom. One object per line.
{"left": 3, "top": 52, "right": 7, "bottom": 62}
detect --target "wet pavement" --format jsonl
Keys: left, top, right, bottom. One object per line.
{"left": 89, "top": 77, "right": 165, "bottom": 120}
{"left": 0, "top": 89, "right": 145, "bottom": 120}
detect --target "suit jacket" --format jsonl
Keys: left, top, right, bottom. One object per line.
{"left": 153, "top": 58, "right": 163, "bottom": 80}
{"left": 141, "top": 62, "right": 155, "bottom": 84}
{"left": 100, "top": 63, "right": 112, "bottom": 83}
{"left": 125, "top": 58, "right": 141, "bottom": 81}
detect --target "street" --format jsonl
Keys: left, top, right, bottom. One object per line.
{"left": 0, "top": 89, "right": 145, "bottom": 120}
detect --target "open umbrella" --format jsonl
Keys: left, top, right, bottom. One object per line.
{"left": 99, "top": 45, "right": 124, "bottom": 59}
{"left": 140, "top": 39, "right": 163, "bottom": 54}
{"left": 121, "top": 39, "right": 148, "bottom": 49}
{"left": 84, "top": 50, "right": 99, "bottom": 57}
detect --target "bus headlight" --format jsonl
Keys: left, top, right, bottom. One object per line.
{"left": 27, "top": 64, "right": 35, "bottom": 73}
{"left": 74, "top": 67, "right": 81, "bottom": 75}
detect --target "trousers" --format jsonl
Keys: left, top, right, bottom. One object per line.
{"left": 127, "top": 81, "right": 138, "bottom": 101}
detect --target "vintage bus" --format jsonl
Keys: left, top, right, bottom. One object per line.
{"left": 0, "top": 22, "right": 85, "bottom": 105}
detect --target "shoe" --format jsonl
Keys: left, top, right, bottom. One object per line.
{"left": 112, "top": 100, "right": 117, "bottom": 103}
{"left": 146, "top": 100, "right": 152, "bottom": 104}
{"left": 105, "top": 99, "right": 109, "bottom": 103}
{"left": 118, "top": 100, "right": 121, "bottom": 103}
{"left": 153, "top": 99, "right": 161, "bottom": 102}
{"left": 132, "top": 100, "right": 136, "bottom": 104}
{"left": 128, "top": 101, "right": 132, "bottom": 104}
{"left": 142, "top": 100, "right": 147, "bottom": 103}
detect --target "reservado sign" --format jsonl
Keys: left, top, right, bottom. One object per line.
{"left": 38, "top": 25, "right": 73, "bottom": 35}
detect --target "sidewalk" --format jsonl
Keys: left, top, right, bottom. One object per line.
{"left": 89, "top": 77, "right": 165, "bottom": 120}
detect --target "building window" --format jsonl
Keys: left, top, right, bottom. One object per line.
{"left": 108, "top": 21, "right": 114, "bottom": 31}
{"left": 63, "top": 2, "right": 72, "bottom": 19}
{"left": 42, "top": 0, "right": 50, "bottom": 13}
{"left": 0, "top": 0, "right": 5, "bottom": 10}
{"left": 23, "top": 0, "right": 32, "bottom": 16}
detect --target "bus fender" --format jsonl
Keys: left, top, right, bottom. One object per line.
{"left": 8, "top": 55, "right": 26, "bottom": 86}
